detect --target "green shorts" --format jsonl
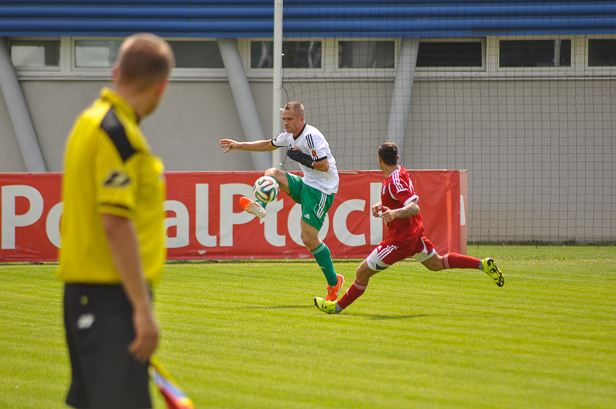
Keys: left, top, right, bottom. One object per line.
{"left": 285, "top": 173, "right": 334, "bottom": 231}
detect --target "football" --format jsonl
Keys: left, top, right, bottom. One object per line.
{"left": 253, "top": 175, "right": 279, "bottom": 203}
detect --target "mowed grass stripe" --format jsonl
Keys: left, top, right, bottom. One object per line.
{"left": 1, "top": 246, "right": 615, "bottom": 408}
{"left": 152, "top": 250, "right": 615, "bottom": 408}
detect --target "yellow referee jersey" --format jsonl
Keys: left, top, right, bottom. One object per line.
{"left": 57, "top": 87, "right": 166, "bottom": 285}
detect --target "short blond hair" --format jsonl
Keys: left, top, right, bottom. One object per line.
{"left": 283, "top": 101, "right": 305, "bottom": 117}
{"left": 115, "top": 33, "right": 175, "bottom": 91}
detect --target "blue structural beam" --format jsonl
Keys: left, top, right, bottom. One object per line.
{"left": 0, "top": 1, "right": 615, "bottom": 38}
{"left": 2, "top": 3, "right": 616, "bottom": 18}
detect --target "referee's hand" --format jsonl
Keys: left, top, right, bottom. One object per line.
{"left": 129, "top": 308, "right": 159, "bottom": 363}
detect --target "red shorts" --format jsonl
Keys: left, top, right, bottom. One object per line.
{"left": 366, "top": 234, "right": 436, "bottom": 271}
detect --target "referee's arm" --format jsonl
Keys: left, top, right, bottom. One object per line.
{"left": 102, "top": 213, "right": 159, "bottom": 363}
{"left": 220, "top": 138, "right": 278, "bottom": 153}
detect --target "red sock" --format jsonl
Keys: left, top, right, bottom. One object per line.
{"left": 443, "top": 253, "right": 480, "bottom": 270}
{"left": 337, "top": 280, "right": 368, "bottom": 310}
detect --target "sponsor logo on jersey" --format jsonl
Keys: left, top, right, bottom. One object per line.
{"left": 103, "top": 169, "right": 131, "bottom": 188}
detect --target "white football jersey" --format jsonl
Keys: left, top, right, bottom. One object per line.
{"left": 271, "top": 124, "right": 339, "bottom": 194}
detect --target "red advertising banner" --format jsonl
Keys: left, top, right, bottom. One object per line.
{"left": 0, "top": 171, "right": 466, "bottom": 262}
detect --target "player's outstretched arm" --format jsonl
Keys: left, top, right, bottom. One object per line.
{"left": 220, "top": 138, "right": 278, "bottom": 153}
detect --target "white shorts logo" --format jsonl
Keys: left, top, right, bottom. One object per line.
{"left": 77, "top": 314, "right": 95, "bottom": 329}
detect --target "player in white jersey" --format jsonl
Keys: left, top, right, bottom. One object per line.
{"left": 271, "top": 123, "right": 339, "bottom": 195}
{"left": 220, "top": 102, "right": 344, "bottom": 301}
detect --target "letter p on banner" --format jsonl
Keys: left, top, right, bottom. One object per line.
{"left": 2, "top": 185, "right": 44, "bottom": 249}
{"left": 0, "top": 174, "right": 62, "bottom": 261}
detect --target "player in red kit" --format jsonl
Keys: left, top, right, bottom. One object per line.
{"left": 314, "top": 141, "right": 504, "bottom": 314}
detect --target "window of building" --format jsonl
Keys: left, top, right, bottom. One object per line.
{"left": 588, "top": 39, "right": 616, "bottom": 67}
{"left": 338, "top": 41, "right": 395, "bottom": 68}
{"left": 74, "top": 40, "right": 224, "bottom": 69}
{"left": 7, "top": 36, "right": 612, "bottom": 79}
{"left": 167, "top": 41, "right": 224, "bottom": 68}
{"left": 416, "top": 41, "right": 483, "bottom": 67}
{"left": 500, "top": 40, "right": 571, "bottom": 67}
{"left": 251, "top": 41, "right": 322, "bottom": 68}
{"left": 10, "top": 40, "right": 60, "bottom": 67}
{"left": 75, "top": 40, "right": 121, "bottom": 68}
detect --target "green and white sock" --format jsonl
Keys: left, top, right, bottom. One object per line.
{"left": 255, "top": 198, "right": 266, "bottom": 208}
{"left": 311, "top": 242, "right": 337, "bottom": 286}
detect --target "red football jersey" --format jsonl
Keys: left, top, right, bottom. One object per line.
{"left": 380, "top": 165, "right": 424, "bottom": 243}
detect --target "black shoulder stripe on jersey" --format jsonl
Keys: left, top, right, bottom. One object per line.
{"left": 306, "top": 134, "right": 314, "bottom": 149}
{"left": 100, "top": 109, "right": 135, "bottom": 162}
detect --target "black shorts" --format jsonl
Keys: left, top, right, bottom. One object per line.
{"left": 63, "top": 284, "right": 152, "bottom": 409}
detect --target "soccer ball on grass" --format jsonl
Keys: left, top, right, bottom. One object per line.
{"left": 253, "top": 176, "right": 279, "bottom": 203}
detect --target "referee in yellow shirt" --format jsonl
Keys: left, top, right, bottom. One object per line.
{"left": 58, "top": 34, "right": 174, "bottom": 409}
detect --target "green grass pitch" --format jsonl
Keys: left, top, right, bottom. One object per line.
{"left": 1, "top": 245, "right": 615, "bottom": 408}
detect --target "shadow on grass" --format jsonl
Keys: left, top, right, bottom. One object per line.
{"left": 233, "top": 305, "right": 492, "bottom": 321}
{"left": 238, "top": 304, "right": 313, "bottom": 310}
{"left": 236, "top": 305, "right": 431, "bottom": 320}
{"left": 364, "top": 313, "right": 431, "bottom": 320}
{"left": 350, "top": 313, "right": 492, "bottom": 320}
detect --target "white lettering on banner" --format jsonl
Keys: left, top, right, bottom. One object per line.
{"left": 195, "top": 184, "right": 217, "bottom": 247}
{"left": 262, "top": 198, "right": 285, "bottom": 247}
{"left": 0, "top": 181, "right": 383, "bottom": 254}
{"left": 1, "top": 185, "right": 44, "bottom": 249}
{"left": 288, "top": 203, "right": 329, "bottom": 247}
{"left": 333, "top": 199, "right": 366, "bottom": 246}
{"left": 220, "top": 184, "right": 254, "bottom": 246}
{"left": 163, "top": 201, "right": 189, "bottom": 248}
{"left": 370, "top": 183, "right": 383, "bottom": 245}
{"left": 46, "top": 202, "right": 63, "bottom": 248}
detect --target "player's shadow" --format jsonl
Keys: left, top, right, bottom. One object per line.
{"left": 239, "top": 305, "right": 313, "bottom": 310}
{"left": 359, "top": 313, "right": 431, "bottom": 320}
{"left": 235, "top": 305, "right": 487, "bottom": 322}
{"left": 361, "top": 313, "right": 492, "bottom": 320}
{"left": 238, "top": 305, "right": 432, "bottom": 320}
